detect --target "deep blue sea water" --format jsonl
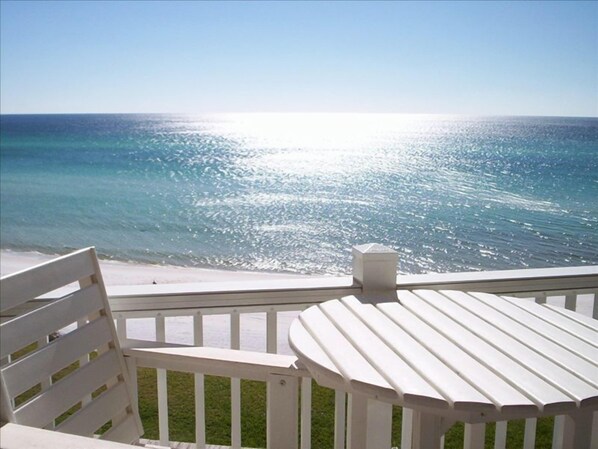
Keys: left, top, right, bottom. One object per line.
{"left": 1, "top": 113, "right": 596, "bottom": 275}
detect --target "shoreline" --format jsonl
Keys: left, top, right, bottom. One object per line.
{"left": 0, "top": 249, "right": 312, "bottom": 286}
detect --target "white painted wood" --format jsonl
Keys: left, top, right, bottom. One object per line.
{"left": 77, "top": 319, "right": 92, "bottom": 409}
{"left": 0, "top": 248, "right": 142, "bottom": 444}
{"left": 36, "top": 335, "right": 52, "bottom": 400}
{"left": 289, "top": 320, "right": 342, "bottom": 387}
{"left": 395, "top": 265, "right": 598, "bottom": 294}
{"left": 155, "top": 315, "right": 169, "bottom": 447}
{"left": 231, "top": 377, "right": 241, "bottom": 449}
{"left": 352, "top": 243, "right": 398, "bottom": 292}
{"left": 267, "top": 311, "right": 277, "bottom": 354}
{"left": 14, "top": 349, "right": 121, "bottom": 428}
{"left": 545, "top": 304, "right": 598, "bottom": 331}
{"left": 412, "top": 411, "right": 442, "bottom": 449}
{"left": 296, "top": 305, "right": 397, "bottom": 401}
{"left": 347, "top": 393, "right": 367, "bottom": 449}
{"left": 535, "top": 293, "right": 548, "bottom": 304}
{"left": 1, "top": 284, "right": 104, "bottom": 359}
{"left": 447, "top": 292, "right": 597, "bottom": 386}
{"left": 194, "top": 313, "right": 206, "bottom": 449}
{"left": 126, "top": 347, "right": 306, "bottom": 381}
{"left": 101, "top": 414, "right": 141, "bottom": 444}
{"left": 552, "top": 415, "right": 566, "bottom": 449}
{"left": 401, "top": 408, "right": 414, "bottom": 449}
{"left": 300, "top": 377, "right": 312, "bottom": 449}
{"left": 401, "top": 290, "right": 576, "bottom": 412}
{"left": 464, "top": 423, "right": 485, "bottom": 449}
{"left": 426, "top": 290, "right": 597, "bottom": 403}
{"left": 561, "top": 411, "right": 595, "bottom": 449}
{"left": 334, "top": 390, "right": 346, "bottom": 449}
{"left": 267, "top": 373, "right": 298, "bottom": 449}
{"left": 500, "top": 294, "right": 598, "bottom": 347}
{"left": 107, "top": 277, "right": 358, "bottom": 316}
{"left": 366, "top": 399, "right": 393, "bottom": 449}
{"left": 493, "top": 421, "right": 507, "bottom": 449}
{"left": 0, "top": 248, "right": 96, "bottom": 313}
{"left": 230, "top": 310, "right": 241, "bottom": 449}
{"left": 0, "top": 423, "right": 136, "bottom": 449}
{"left": 523, "top": 418, "right": 536, "bottom": 449}
{"left": 116, "top": 318, "right": 127, "bottom": 344}
{"left": 473, "top": 292, "right": 598, "bottom": 363}
{"left": 565, "top": 293, "right": 577, "bottom": 311}
{"left": 56, "top": 381, "right": 130, "bottom": 436}
{"left": 1, "top": 317, "right": 113, "bottom": 397}
{"left": 125, "top": 357, "right": 139, "bottom": 423}
{"left": 339, "top": 297, "right": 491, "bottom": 409}
{"left": 378, "top": 298, "right": 537, "bottom": 412}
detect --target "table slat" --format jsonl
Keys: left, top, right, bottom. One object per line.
{"left": 424, "top": 290, "right": 597, "bottom": 406}
{"left": 321, "top": 299, "right": 448, "bottom": 408}
{"left": 377, "top": 301, "right": 538, "bottom": 414}
{"left": 298, "top": 305, "right": 397, "bottom": 401}
{"left": 398, "top": 290, "right": 576, "bottom": 414}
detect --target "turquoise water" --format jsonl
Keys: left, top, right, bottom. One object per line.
{"left": 1, "top": 113, "right": 596, "bottom": 275}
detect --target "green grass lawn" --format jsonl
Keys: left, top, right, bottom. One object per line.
{"left": 136, "top": 368, "right": 555, "bottom": 448}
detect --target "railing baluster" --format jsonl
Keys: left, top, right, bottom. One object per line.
{"left": 534, "top": 293, "right": 547, "bottom": 304}
{"left": 464, "top": 423, "right": 485, "bottom": 449}
{"left": 300, "top": 377, "right": 312, "bottom": 449}
{"left": 494, "top": 421, "right": 507, "bottom": 449}
{"left": 267, "top": 373, "right": 299, "bottom": 449}
{"left": 156, "top": 315, "right": 169, "bottom": 447}
{"left": 401, "top": 408, "right": 413, "bottom": 449}
{"left": 116, "top": 317, "right": 127, "bottom": 345}
{"left": 552, "top": 415, "right": 566, "bottom": 449}
{"left": 230, "top": 311, "right": 241, "bottom": 449}
{"left": 334, "top": 390, "right": 346, "bottom": 449}
{"left": 523, "top": 417, "right": 536, "bottom": 449}
{"left": 267, "top": 310, "right": 277, "bottom": 354}
{"left": 194, "top": 312, "right": 206, "bottom": 449}
{"left": 564, "top": 293, "right": 577, "bottom": 311}
{"left": 592, "top": 291, "right": 598, "bottom": 319}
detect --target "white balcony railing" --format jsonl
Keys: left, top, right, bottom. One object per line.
{"left": 102, "top": 247, "right": 598, "bottom": 449}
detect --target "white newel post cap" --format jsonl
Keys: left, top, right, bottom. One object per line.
{"left": 352, "top": 243, "right": 398, "bottom": 292}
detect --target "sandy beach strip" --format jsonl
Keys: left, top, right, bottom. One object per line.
{"left": 0, "top": 249, "right": 310, "bottom": 285}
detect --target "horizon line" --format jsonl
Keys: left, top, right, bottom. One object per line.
{"left": 1, "top": 112, "right": 597, "bottom": 119}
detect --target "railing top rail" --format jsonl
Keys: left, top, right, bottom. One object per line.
{"left": 102, "top": 265, "right": 598, "bottom": 315}
{"left": 107, "top": 276, "right": 355, "bottom": 298}
{"left": 396, "top": 265, "right": 598, "bottom": 293}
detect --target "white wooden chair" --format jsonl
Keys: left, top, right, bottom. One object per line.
{"left": 1, "top": 248, "right": 306, "bottom": 449}
{"left": 0, "top": 247, "right": 144, "bottom": 443}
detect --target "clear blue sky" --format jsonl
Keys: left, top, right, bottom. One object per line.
{"left": 1, "top": 1, "right": 596, "bottom": 116}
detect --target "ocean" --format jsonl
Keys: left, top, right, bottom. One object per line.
{"left": 1, "top": 113, "right": 596, "bottom": 275}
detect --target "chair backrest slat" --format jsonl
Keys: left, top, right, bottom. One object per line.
{"left": 0, "top": 248, "right": 143, "bottom": 443}
{"left": 55, "top": 381, "right": 130, "bottom": 437}
{"left": 13, "top": 349, "right": 121, "bottom": 428}
{"left": 2, "top": 317, "right": 113, "bottom": 398}
{"left": 1, "top": 285, "right": 104, "bottom": 359}
{"left": 101, "top": 414, "right": 141, "bottom": 443}
{"left": 0, "top": 248, "right": 96, "bottom": 313}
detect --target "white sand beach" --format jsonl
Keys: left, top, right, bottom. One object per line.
{"left": 0, "top": 249, "right": 310, "bottom": 285}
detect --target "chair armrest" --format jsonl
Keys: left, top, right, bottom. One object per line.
{"left": 123, "top": 347, "right": 309, "bottom": 381}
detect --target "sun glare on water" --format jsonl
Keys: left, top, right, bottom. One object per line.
{"left": 201, "top": 113, "right": 440, "bottom": 177}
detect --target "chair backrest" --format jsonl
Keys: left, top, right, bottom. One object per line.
{"left": 0, "top": 247, "right": 143, "bottom": 443}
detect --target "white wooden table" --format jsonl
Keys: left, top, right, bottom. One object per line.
{"left": 288, "top": 290, "right": 598, "bottom": 449}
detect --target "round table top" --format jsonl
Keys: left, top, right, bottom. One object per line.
{"left": 288, "top": 289, "right": 598, "bottom": 423}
